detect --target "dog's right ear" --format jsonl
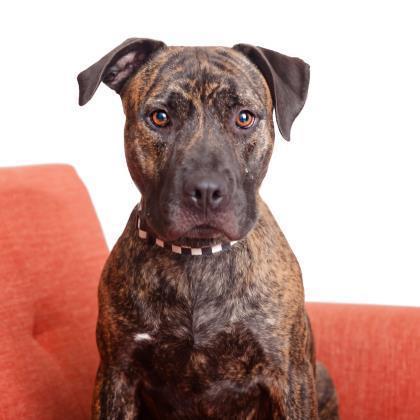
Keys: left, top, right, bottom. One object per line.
{"left": 77, "top": 38, "right": 166, "bottom": 106}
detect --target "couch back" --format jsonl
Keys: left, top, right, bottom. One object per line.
{"left": 0, "top": 165, "right": 108, "bottom": 420}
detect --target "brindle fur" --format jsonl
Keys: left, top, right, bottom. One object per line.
{"left": 78, "top": 41, "right": 339, "bottom": 419}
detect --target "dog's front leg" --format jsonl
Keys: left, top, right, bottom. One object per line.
{"left": 284, "top": 361, "right": 319, "bottom": 420}
{"left": 265, "top": 360, "right": 318, "bottom": 420}
{"left": 91, "top": 363, "right": 138, "bottom": 420}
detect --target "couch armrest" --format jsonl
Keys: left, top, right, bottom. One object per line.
{"left": 307, "top": 302, "right": 420, "bottom": 420}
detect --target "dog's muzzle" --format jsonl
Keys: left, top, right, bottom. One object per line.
{"left": 137, "top": 201, "right": 239, "bottom": 256}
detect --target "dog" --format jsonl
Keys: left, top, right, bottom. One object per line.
{"left": 78, "top": 38, "right": 339, "bottom": 419}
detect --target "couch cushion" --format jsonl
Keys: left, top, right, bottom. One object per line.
{"left": 307, "top": 302, "right": 420, "bottom": 420}
{"left": 0, "top": 165, "right": 108, "bottom": 420}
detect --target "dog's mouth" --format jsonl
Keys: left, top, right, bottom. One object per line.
{"left": 184, "top": 224, "right": 223, "bottom": 239}
{"left": 145, "top": 212, "right": 241, "bottom": 244}
{"left": 142, "top": 194, "right": 255, "bottom": 244}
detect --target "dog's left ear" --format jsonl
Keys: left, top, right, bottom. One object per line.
{"left": 77, "top": 38, "right": 166, "bottom": 106}
{"left": 233, "top": 44, "right": 310, "bottom": 141}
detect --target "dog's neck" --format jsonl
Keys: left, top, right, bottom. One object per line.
{"left": 136, "top": 202, "right": 239, "bottom": 256}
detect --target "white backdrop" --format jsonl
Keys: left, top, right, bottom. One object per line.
{"left": 1, "top": 1, "right": 419, "bottom": 306}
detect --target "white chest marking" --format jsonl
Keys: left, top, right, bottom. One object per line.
{"left": 134, "top": 333, "right": 152, "bottom": 342}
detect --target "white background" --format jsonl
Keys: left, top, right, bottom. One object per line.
{"left": 1, "top": 1, "right": 419, "bottom": 306}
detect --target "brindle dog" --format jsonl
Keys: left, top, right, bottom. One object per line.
{"left": 78, "top": 38, "right": 339, "bottom": 419}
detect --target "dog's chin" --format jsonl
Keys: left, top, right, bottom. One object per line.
{"left": 159, "top": 222, "right": 250, "bottom": 244}
{"left": 147, "top": 219, "right": 239, "bottom": 243}
{"left": 157, "top": 225, "right": 228, "bottom": 243}
{"left": 145, "top": 210, "right": 257, "bottom": 244}
{"left": 184, "top": 224, "right": 225, "bottom": 239}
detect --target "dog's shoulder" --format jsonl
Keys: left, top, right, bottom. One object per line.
{"left": 250, "top": 197, "right": 302, "bottom": 277}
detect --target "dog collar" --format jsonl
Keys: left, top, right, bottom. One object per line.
{"left": 136, "top": 202, "right": 238, "bottom": 256}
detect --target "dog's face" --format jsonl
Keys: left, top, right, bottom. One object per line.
{"left": 122, "top": 46, "right": 274, "bottom": 242}
{"left": 78, "top": 39, "right": 309, "bottom": 242}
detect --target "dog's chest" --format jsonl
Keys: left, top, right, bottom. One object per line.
{"left": 129, "top": 280, "right": 281, "bottom": 418}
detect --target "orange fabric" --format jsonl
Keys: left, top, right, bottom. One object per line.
{"left": 0, "top": 165, "right": 108, "bottom": 420}
{"left": 307, "top": 302, "right": 420, "bottom": 420}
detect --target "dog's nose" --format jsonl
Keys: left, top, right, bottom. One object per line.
{"left": 183, "top": 175, "right": 228, "bottom": 211}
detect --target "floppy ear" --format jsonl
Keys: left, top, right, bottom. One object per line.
{"left": 77, "top": 38, "right": 166, "bottom": 106}
{"left": 233, "top": 44, "right": 310, "bottom": 141}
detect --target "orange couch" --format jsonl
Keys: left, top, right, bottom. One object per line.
{"left": 0, "top": 164, "right": 419, "bottom": 419}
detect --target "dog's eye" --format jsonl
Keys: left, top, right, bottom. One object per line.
{"left": 235, "top": 110, "right": 255, "bottom": 129}
{"left": 150, "top": 110, "right": 170, "bottom": 127}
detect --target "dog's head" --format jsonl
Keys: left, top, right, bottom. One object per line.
{"left": 78, "top": 38, "right": 309, "bottom": 242}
